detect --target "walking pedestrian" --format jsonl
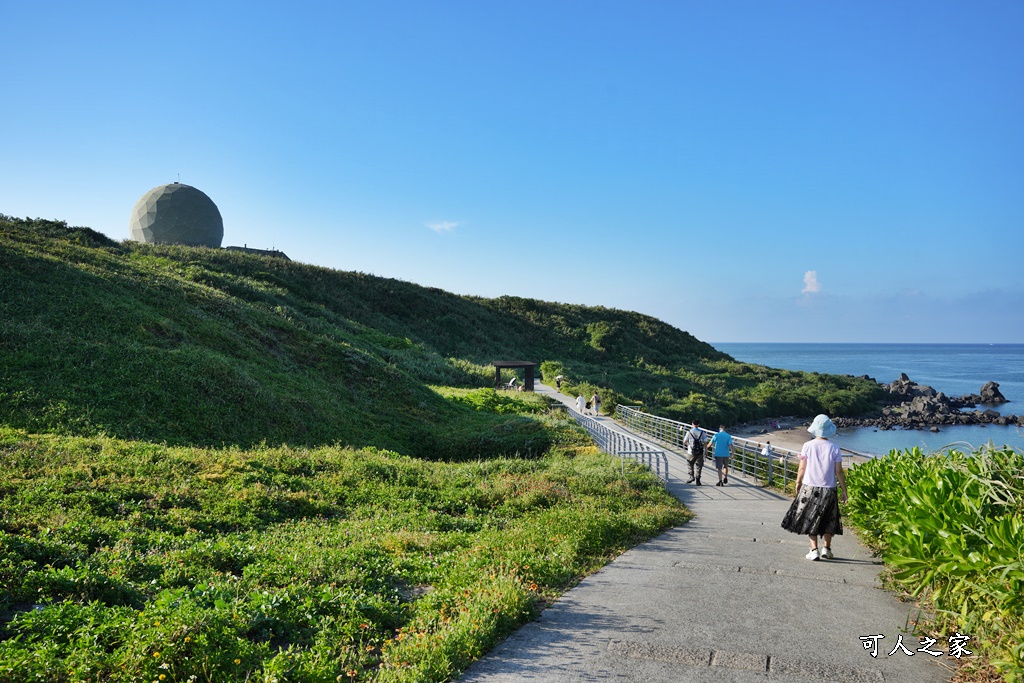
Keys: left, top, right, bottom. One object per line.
{"left": 780, "top": 414, "right": 848, "bottom": 560}
{"left": 683, "top": 421, "right": 705, "bottom": 485}
{"left": 708, "top": 425, "right": 733, "bottom": 485}
{"left": 576, "top": 394, "right": 586, "bottom": 414}
{"left": 591, "top": 392, "right": 601, "bottom": 416}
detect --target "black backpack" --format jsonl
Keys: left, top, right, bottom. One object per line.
{"left": 690, "top": 431, "right": 704, "bottom": 457}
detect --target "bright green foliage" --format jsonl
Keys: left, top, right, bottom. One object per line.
{"left": 548, "top": 359, "right": 883, "bottom": 426}
{"left": 0, "top": 426, "right": 688, "bottom": 682}
{"left": 433, "top": 388, "right": 548, "bottom": 416}
{"left": 845, "top": 447, "right": 1024, "bottom": 681}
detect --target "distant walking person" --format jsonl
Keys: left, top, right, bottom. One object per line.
{"left": 683, "top": 421, "right": 705, "bottom": 485}
{"left": 761, "top": 441, "right": 774, "bottom": 460}
{"left": 708, "top": 426, "right": 733, "bottom": 486}
{"left": 556, "top": 376, "right": 562, "bottom": 391}
{"left": 591, "top": 392, "right": 601, "bottom": 416}
{"left": 781, "top": 414, "right": 848, "bottom": 560}
{"left": 576, "top": 394, "right": 586, "bottom": 414}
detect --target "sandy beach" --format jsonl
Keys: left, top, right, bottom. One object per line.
{"left": 732, "top": 418, "right": 879, "bottom": 463}
{"left": 731, "top": 418, "right": 814, "bottom": 454}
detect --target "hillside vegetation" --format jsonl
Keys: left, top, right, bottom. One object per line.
{"left": 0, "top": 216, "right": 696, "bottom": 682}
{"left": 0, "top": 215, "right": 909, "bottom": 682}
{"left": 0, "top": 425, "right": 689, "bottom": 682}
{"left": 0, "top": 215, "right": 883, "bottom": 452}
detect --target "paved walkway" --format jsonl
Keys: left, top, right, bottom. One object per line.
{"left": 458, "top": 385, "right": 952, "bottom": 682}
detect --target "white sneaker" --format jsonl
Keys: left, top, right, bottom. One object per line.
{"left": 821, "top": 546, "right": 834, "bottom": 560}
{"left": 805, "top": 548, "right": 820, "bottom": 561}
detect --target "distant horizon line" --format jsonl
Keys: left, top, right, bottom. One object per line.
{"left": 711, "top": 341, "right": 1024, "bottom": 346}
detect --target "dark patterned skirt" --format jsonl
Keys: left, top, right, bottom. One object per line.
{"left": 781, "top": 485, "right": 843, "bottom": 536}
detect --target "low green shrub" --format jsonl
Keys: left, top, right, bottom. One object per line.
{"left": 845, "top": 447, "right": 1024, "bottom": 682}
{"left": 434, "top": 388, "right": 548, "bottom": 416}
{"left": 0, "top": 427, "right": 688, "bottom": 682}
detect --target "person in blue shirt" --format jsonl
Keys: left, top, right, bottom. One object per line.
{"left": 708, "top": 425, "right": 734, "bottom": 486}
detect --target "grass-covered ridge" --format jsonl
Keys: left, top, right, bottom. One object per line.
{"left": 0, "top": 217, "right": 572, "bottom": 453}
{"left": 0, "top": 424, "right": 688, "bottom": 682}
{"left": 0, "top": 215, "right": 883, "bottom": 449}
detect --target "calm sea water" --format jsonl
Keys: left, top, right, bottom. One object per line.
{"left": 713, "top": 343, "right": 1024, "bottom": 456}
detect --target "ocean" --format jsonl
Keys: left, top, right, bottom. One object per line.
{"left": 713, "top": 343, "right": 1024, "bottom": 456}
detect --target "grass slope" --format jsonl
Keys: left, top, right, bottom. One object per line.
{"left": 0, "top": 215, "right": 883, "bottom": 451}
{"left": 0, "top": 218, "right": 542, "bottom": 455}
{"left": 0, "top": 423, "right": 688, "bottom": 682}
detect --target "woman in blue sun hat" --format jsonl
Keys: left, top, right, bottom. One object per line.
{"left": 781, "top": 414, "right": 848, "bottom": 561}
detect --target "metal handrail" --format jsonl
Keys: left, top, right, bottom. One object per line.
{"left": 612, "top": 405, "right": 855, "bottom": 490}
{"left": 564, "top": 407, "right": 669, "bottom": 483}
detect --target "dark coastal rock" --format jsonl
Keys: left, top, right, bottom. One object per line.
{"left": 980, "top": 381, "right": 1008, "bottom": 404}
{"left": 956, "top": 393, "right": 983, "bottom": 408}
{"left": 831, "top": 373, "right": 1020, "bottom": 433}
{"left": 886, "top": 374, "right": 937, "bottom": 399}
{"left": 904, "top": 396, "right": 932, "bottom": 418}
{"left": 887, "top": 375, "right": 914, "bottom": 398}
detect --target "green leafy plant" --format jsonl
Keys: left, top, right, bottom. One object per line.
{"left": 845, "top": 446, "right": 1024, "bottom": 681}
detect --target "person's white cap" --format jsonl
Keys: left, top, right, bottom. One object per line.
{"left": 808, "top": 414, "right": 837, "bottom": 438}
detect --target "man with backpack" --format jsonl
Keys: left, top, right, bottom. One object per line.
{"left": 683, "top": 420, "right": 705, "bottom": 485}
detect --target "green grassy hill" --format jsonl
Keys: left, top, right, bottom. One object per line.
{"left": 0, "top": 214, "right": 890, "bottom": 683}
{"left": 0, "top": 214, "right": 883, "bottom": 453}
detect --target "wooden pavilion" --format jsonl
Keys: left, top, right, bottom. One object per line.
{"left": 491, "top": 361, "right": 538, "bottom": 391}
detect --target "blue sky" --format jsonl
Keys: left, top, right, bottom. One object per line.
{"left": 4, "top": 2, "right": 1023, "bottom": 343}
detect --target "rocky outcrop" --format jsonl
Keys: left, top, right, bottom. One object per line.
{"left": 886, "top": 373, "right": 937, "bottom": 400}
{"left": 980, "top": 381, "right": 1008, "bottom": 404}
{"left": 832, "top": 375, "right": 1020, "bottom": 431}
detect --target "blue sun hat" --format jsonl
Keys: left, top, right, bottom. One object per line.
{"left": 808, "top": 414, "right": 837, "bottom": 438}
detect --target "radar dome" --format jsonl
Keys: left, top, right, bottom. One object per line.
{"left": 129, "top": 183, "right": 224, "bottom": 248}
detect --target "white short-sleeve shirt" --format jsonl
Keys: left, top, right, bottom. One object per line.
{"left": 800, "top": 438, "right": 842, "bottom": 488}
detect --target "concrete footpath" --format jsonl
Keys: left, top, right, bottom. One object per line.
{"left": 458, "top": 385, "right": 952, "bottom": 682}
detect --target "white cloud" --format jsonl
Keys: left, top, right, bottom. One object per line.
{"left": 802, "top": 270, "right": 820, "bottom": 294}
{"left": 425, "top": 220, "right": 459, "bottom": 234}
